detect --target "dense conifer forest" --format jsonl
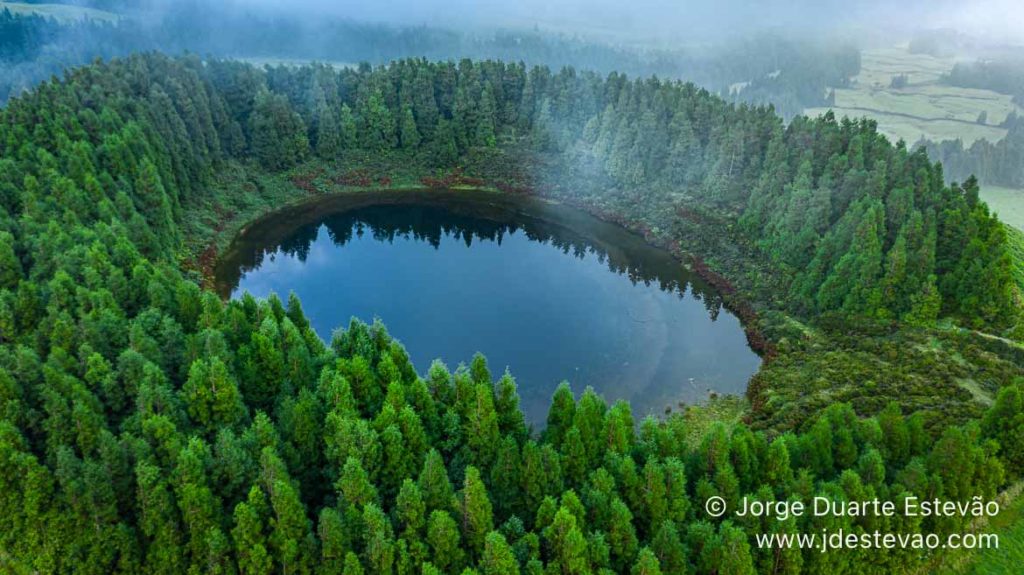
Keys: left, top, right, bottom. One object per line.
{"left": 923, "top": 113, "right": 1024, "bottom": 190}
{"left": 1, "top": 51, "right": 1022, "bottom": 574}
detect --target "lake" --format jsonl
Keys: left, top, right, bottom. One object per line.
{"left": 215, "top": 190, "right": 761, "bottom": 424}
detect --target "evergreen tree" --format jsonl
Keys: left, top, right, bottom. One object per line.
{"left": 0, "top": 231, "right": 22, "bottom": 290}
{"left": 461, "top": 466, "right": 494, "bottom": 559}
{"left": 543, "top": 506, "right": 590, "bottom": 575}
{"left": 481, "top": 531, "right": 520, "bottom": 575}
{"left": 233, "top": 485, "right": 274, "bottom": 575}
{"left": 249, "top": 89, "right": 309, "bottom": 170}
{"left": 360, "top": 90, "right": 397, "bottom": 151}
{"left": 182, "top": 357, "right": 246, "bottom": 434}
{"left": 339, "top": 104, "right": 358, "bottom": 150}
{"left": 545, "top": 383, "right": 575, "bottom": 449}
{"left": 427, "top": 510, "right": 464, "bottom": 573}
{"left": 631, "top": 548, "right": 663, "bottom": 575}
{"left": 314, "top": 98, "right": 342, "bottom": 159}
{"left": 400, "top": 107, "right": 421, "bottom": 150}
{"left": 982, "top": 384, "right": 1024, "bottom": 475}
{"left": 418, "top": 449, "right": 455, "bottom": 514}
{"left": 363, "top": 503, "right": 396, "bottom": 575}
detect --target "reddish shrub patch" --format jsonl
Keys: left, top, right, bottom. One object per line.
{"left": 420, "top": 168, "right": 485, "bottom": 188}
{"left": 290, "top": 167, "right": 324, "bottom": 193}
{"left": 334, "top": 168, "right": 373, "bottom": 187}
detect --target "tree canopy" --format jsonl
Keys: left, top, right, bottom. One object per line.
{"left": 0, "top": 52, "right": 1020, "bottom": 574}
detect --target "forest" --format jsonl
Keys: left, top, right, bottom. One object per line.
{"left": 0, "top": 49, "right": 1021, "bottom": 574}
{"left": 923, "top": 114, "right": 1024, "bottom": 188}
{"left": 945, "top": 59, "right": 1024, "bottom": 106}
{"left": 920, "top": 59, "right": 1024, "bottom": 188}
{"left": 0, "top": 5, "right": 859, "bottom": 118}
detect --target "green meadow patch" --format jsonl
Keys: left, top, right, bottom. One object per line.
{"left": 806, "top": 47, "right": 1024, "bottom": 146}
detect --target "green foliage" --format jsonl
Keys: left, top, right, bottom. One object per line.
{"left": 182, "top": 357, "right": 246, "bottom": 434}
{"left": 983, "top": 383, "right": 1024, "bottom": 475}
{"left": 250, "top": 89, "right": 310, "bottom": 170}
{"left": 0, "top": 52, "right": 1019, "bottom": 575}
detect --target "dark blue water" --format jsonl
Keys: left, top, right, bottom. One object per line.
{"left": 217, "top": 190, "right": 760, "bottom": 424}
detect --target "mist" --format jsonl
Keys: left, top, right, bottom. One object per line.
{"left": 218, "top": 0, "right": 1024, "bottom": 46}
{"left": 4, "top": 0, "right": 1024, "bottom": 110}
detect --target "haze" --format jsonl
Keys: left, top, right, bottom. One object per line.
{"left": 216, "top": 0, "right": 1024, "bottom": 46}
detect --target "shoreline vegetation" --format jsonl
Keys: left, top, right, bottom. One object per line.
{"left": 2, "top": 53, "right": 1023, "bottom": 573}
{"left": 194, "top": 176, "right": 775, "bottom": 361}
{"left": 186, "top": 146, "right": 1019, "bottom": 434}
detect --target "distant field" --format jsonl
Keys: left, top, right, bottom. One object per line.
{"left": 805, "top": 47, "right": 1024, "bottom": 146}
{"left": 0, "top": 1, "right": 118, "bottom": 22}
{"left": 979, "top": 187, "right": 1024, "bottom": 292}
{"left": 981, "top": 186, "right": 1024, "bottom": 231}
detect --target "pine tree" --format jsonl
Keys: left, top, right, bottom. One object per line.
{"left": 338, "top": 457, "right": 379, "bottom": 509}
{"left": 342, "top": 552, "right": 365, "bottom": 575}
{"left": 317, "top": 507, "right": 348, "bottom": 574}
{"left": 494, "top": 370, "right": 527, "bottom": 440}
{"left": 475, "top": 85, "right": 498, "bottom": 147}
{"left": 431, "top": 117, "right": 459, "bottom": 166}
{"left": 339, "top": 104, "right": 358, "bottom": 150}
{"left": 466, "top": 384, "right": 500, "bottom": 468}
{"left": 427, "top": 510, "right": 464, "bottom": 572}
{"left": 360, "top": 90, "right": 397, "bottom": 151}
{"left": 418, "top": 449, "right": 455, "bottom": 514}
{"left": 363, "top": 503, "right": 396, "bottom": 575}
{"left": 182, "top": 357, "right": 246, "bottom": 434}
{"left": 562, "top": 427, "right": 588, "bottom": 488}
{"left": 543, "top": 506, "right": 590, "bottom": 575}
{"left": 650, "top": 521, "right": 686, "bottom": 575}
{"left": 481, "top": 531, "right": 519, "bottom": 575}
{"left": 545, "top": 383, "right": 575, "bottom": 449}
{"left": 461, "top": 466, "right": 494, "bottom": 559}
{"left": 0, "top": 231, "right": 22, "bottom": 290}
{"left": 233, "top": 486, "right": 274, "bottom": 575}
{"left": 133, "top": 158, "right": 178, "bottom": 252}
{"left": 982, "top": 384, "right": 1024, "bottom": 475}
{"left": 268, "top": 477, "right": 315, "bottom": 575}
{"left": 606, "top": 498, "right": 638, "bottom": 571}
{"left": 395, "top": 478, "right": 426, "bottom": 543}
{"left": 249, "top": 89, "right": 309, "bottom": 170}
{"left": 315, "top": 99, "right": 342, "bottom": 159}
{"left": 136, "top": 461, "right": 187, "bottom": 574}
{"left": 711, "top": 522, "right": 755, "bottom": 575}
{"left": 631, "top": 548, "right": 663, "bottom": 575}
{"left": 816, "top": 200, "right": 886, "bottom": 315}
{"left": 490, "top": 436, "right": 522, "bottom": 520}
{"left": 400, "top": 107, "right": 421, "bottom": 150}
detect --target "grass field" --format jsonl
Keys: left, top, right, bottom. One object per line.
{"left": 0, "top": 1, "right": 118, "bottom": 22}
{"left": 805, "top": 47, "right": 1023, "bottom": 146}
{"left": 930, "top": 483, "right": 1024, "bottom": 575}
{"left": 982, "top": 185, "right": 1024, "bottom": 231}
{"left": 1004, "top": 224, "right": 1024, "bottom": 296}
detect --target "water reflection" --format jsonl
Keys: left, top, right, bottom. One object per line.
{"left": 216, "top": 190, "right": 759, "bottom": 423}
